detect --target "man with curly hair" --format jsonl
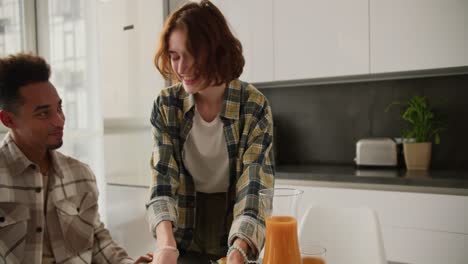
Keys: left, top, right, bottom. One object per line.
{"left": 0, "top": 53, "right": 152, "bottom": 264}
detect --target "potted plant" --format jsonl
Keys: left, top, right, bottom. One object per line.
{"left": 386, "top": 96, "right": 445, "bottom": 170}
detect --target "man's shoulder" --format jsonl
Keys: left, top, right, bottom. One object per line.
{"left": 0, "top": 150, "right": 10, "bottom": 177}
{"left": 53, "top": 151, "right": 95, "bottom": 179}
{"left": 0, "top": 144, "right": 7, "bottom": 163}
{"left": 52, "top": 151, "right": 99, "bottom": 197}
{"left": 54, "top": 150, "right": 89, "bottom": 167}
{"left": 0, "top": 139, "right": 13, "bottom": 176}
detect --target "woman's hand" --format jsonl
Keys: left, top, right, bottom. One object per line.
{"left": 152, "top": 221, "right": 178, "bottom": 264}
{"left": 151, "top": 249, "right": 178, "bottom": 264}
{"left": 227, "top": 238, "right": 251, "bottom": 264}
{"left": 134, "top": 253, "right": 153, "bottom": 263}
{"left": 226, "top": 250, "right": 245, "bottom": 264}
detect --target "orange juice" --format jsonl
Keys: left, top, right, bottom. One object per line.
{"left": 263, "top": 216, "right": 301, "bottom": 264}
{"left": 302, "top": 257, "right": 326, "bottom": 264}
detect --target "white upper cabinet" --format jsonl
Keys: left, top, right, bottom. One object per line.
{"left": 197, "top": 0, "right": 468, "bottom": 83}
{"left": 211, "top": 0, "right": 274, "bottom": 83}
{"left": 273, "top": 0, "right": 370, "bottom": 81}
{"left": 97, "top": 0, "right": 164, "bottom": 119}
{"left": 370, "top": 0, "right": 468, "bottom": 73}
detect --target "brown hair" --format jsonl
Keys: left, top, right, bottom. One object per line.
{"left": 0, "top": 53, "right": 51, "bottom": 113}
{"left": 154, "top": 0, "right": 244, "bottom": 88}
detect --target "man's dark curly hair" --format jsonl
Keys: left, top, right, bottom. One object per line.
{"left": 0, "top": 53, "right": 51, "bottom": 113}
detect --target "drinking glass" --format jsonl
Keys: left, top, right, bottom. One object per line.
{"left": 301, "top": 244, "right": 327, "bottom": 264}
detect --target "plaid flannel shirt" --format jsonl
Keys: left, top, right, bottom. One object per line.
{"left": 145, "top": 80, "right": 275, "bottom": 257}
{"left": 0, "top": 133, "right": 133, "bottom": 264}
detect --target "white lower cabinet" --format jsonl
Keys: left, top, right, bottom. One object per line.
{"left": 104, "top": 129, "right": 153, "bottom": 187}
{"left": 382, "top": 226, "right": 468, "bottom": 264}
{"left": 275, "top": 180, "right": 468, "bottom": 264}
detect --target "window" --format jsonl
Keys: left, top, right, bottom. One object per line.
{"left": 1, "top": 0, "right": 106, "bottom": 216}
{"left": 36, "top": 0, "right": 106, "bottom": 216}
{"left": 39, "top": 0, "right": 100, "bottom": 133}
{"left": 0, "top": 0, "right": 34, "bottom": 134}
{"left": 0, "top": 0, "right": 23, "bottom": 56}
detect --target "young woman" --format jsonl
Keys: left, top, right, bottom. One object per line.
{"left": 146, "top": 1, "right": 275, "bottom": 263}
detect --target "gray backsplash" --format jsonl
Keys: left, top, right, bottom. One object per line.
{"left": 261, "top": 74, "right": 468, "bottom": 169}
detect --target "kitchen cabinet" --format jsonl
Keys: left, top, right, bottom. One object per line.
{"left": 276, "top": 179, "right": 468, "bottom": 264}
{"left": 214, "top": 0, "right": 468, "bottom": 83}
{"left": 211, "top": 0, "right": 274, "bottom": 83}
{"left": 370, "top": 0, "right": 468, "bottom": 73}
{"left": 97, "top": 0, "right": 165, "bottom": 119}
{"left": 97, "top": 0, "right": 164, "bottom": 186}
{"left": 273, "top": 0, "right": 369, "bottom": 81}
{"left": 104, "top": 130, "right": 153, "bottom": 187}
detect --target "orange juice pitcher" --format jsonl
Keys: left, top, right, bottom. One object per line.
{"left": 259, "top": 188, "right": 304, "bottom": 264}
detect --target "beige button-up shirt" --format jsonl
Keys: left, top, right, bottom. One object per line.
{"left": 0, "top": 133, "right": 133, "bottom": 264}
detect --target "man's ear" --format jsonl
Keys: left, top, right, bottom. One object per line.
{"left": 0, "top": 110, "right": 15, "bottom": 128}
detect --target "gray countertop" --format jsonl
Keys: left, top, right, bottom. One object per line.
{"left": 276, "top": 165, "right": 468, "bottom": 189}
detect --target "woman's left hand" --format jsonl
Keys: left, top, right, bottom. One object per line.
{"left": 226, "top": 249, "right": 245, "bottom": 264}
{"left": 227, "top": 238, "right": 251, "bottom": 264}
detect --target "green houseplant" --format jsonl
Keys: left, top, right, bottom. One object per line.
{"left": 386, "top": 96, "right": 445, "bottom": 170}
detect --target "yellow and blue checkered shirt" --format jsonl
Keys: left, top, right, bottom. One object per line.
{"left": 145, "top": 80, "right": 275, "bottom": 257}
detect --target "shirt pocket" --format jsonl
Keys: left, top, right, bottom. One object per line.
{"left": 55, "top": 192, "right": 98, "bottom": 253}
{"left": 0, "top": 203, "right": 30, "bottom": 264}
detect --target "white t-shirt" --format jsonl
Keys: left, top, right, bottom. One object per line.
{"left": 182, "top": 108, "right": 230, "bottom": 193}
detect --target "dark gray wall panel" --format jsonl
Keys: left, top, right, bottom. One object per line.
{"left": 262, "top": 74, "right": 468, "bottom": 169}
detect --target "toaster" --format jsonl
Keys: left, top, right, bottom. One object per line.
{"left": 354, "top": 138, "right": 397, "bottom": 167}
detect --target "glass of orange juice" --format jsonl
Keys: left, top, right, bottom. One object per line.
{"left": 301, "top": 244, "right": 327, "bottom": 264}
{"left": 260, "top": 188, "right": 304, "bottom": 264}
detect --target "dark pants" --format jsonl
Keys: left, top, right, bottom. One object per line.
{"left": 178, "top": 192, "right": 227, "bottom": 264}
{"left": 178, "top": 251, "right": 219, "bottom": 264}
